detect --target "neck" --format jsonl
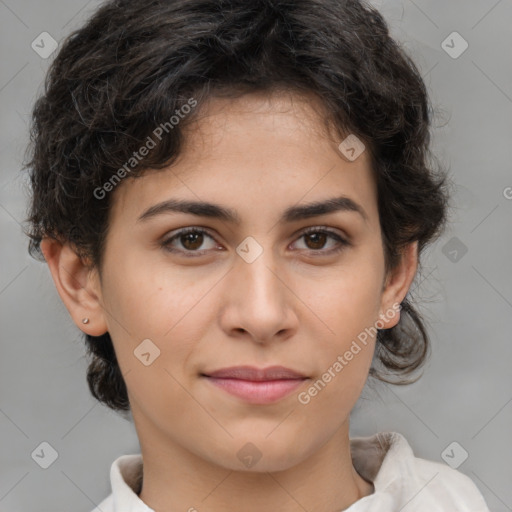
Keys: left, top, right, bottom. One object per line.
{"left": 136, "top": 420, "right": 374, "bottom": 512}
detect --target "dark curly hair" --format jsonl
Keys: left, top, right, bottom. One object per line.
{"left": 23, "top": 0, "right": 449, "bottom": 412}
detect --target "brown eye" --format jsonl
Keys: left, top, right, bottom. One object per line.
{"left": 304, "top": 232, "right": 328, "bottom": 250}
{"left": 161, "top": 227, "right": 218, "bottom": 256}
{"left": 161, "top": 226, "right": 349, "bottom": 258}
{"left": 293, "top": 227, "right": 349, "bottom": 255}
{"left": 180, "top": 231, "right": 204, "bottom": 250}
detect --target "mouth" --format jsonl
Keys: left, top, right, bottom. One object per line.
{"left": 200, "top": 365, "right": 309, "bottom": 404}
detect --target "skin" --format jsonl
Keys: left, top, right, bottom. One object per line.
{"left": 41, "top": 90, "right": 418, "bottom": 512}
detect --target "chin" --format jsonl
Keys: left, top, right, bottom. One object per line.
{"left": 202, "top": 434, "right": 313, "bottom": 473}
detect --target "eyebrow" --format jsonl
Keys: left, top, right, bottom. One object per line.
{"left": 137, "top": 195, "right": 368, "bottom": 225}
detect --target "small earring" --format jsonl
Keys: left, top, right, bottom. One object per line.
{"left": 82, "top": 318, "right": 90, "bottom": 324}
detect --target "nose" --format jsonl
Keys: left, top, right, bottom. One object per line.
{"left": 218, "top": 244, "right": 298, "bottom": 344}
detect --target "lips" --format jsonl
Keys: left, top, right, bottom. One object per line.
{"left": 204, "top": 365, "right": 307, "bottom": 380}
{"left": 201, "top": 365, "right": 308, "bottom": 404}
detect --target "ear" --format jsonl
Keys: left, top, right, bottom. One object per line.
{"left": 40, "top": 237, "right": 108, "bottom": 336}
{"left": 377, "top": 241, "right": 418, "bottom": 329}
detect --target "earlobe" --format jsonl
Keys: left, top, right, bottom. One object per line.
{"left": 40, "top": 238, "right": 108, "bottom": 336}
{"left": 377, "top": 241, "right": 418, "bottom": 329}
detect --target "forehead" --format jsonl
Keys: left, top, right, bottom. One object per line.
{"left": 109, "top": 90, "right": 377, "bottom": 226}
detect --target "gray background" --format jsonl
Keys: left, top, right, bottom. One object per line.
{"left": 1, "top": 0, "right": 511, "bottom": 510}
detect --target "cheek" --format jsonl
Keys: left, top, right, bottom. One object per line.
{"left": 294, "top": 250, "right": 384, "bottom": 401}
{"left": 103, "top": 248, "right": 210, "bottom": 336}
{"left": 101, "top": 255, "right": 224, "bottom": 407}
{"left": 307, "top": 258, "right": 384, "bottom": 345}
{"left": 104, "top": 278, "right": 205, "bottom": 429}
{"left": 295, "top": 271, "right": 383, "bottom": 416}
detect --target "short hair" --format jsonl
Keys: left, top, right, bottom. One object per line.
{"left": 23, "top": 0, "right": 449, "bottom": 412}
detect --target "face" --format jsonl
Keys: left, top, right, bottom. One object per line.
{"left": 78, "top": 91, "right": 410, "bottom": 471}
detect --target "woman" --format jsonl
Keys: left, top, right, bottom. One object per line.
{"left": 24, "top": 0, "right": 490, "bottom": 510}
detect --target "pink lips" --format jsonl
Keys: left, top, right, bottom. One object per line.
{"left": 202, "top": 365, "right": 308, "bottom": 404}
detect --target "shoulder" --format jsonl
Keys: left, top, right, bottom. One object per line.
{"left": 351, "top": 431, "right": 491, "bottom": 512}
{"left": 411, "top": 454, "right": 490, "bottom": 511}
{"left": 387, "top": 432, "right": 490, "bottom": 512}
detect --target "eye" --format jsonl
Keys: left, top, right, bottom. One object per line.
{"left": 161, "top": 226, "right": 350, "bottom": 257}
{"left": 291, "top": 226, "right": 349, "bottom": 255}
{"left": 161, "top": 227, "right": 220, "bottom": 256}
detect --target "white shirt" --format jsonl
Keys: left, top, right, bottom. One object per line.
{"left": 91, "top": 431, "right": 490, "bottom": 512}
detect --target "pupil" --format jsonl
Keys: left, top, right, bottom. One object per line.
{"left": 307, "top": 233, "right": 325, "bottom": 249}
{"left": 183, "top": 233, "right": 202, "bottom": 250}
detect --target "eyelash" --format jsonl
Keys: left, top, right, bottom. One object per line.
{"left": 160, "top": 226, "right": 350, "bottom": 257}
